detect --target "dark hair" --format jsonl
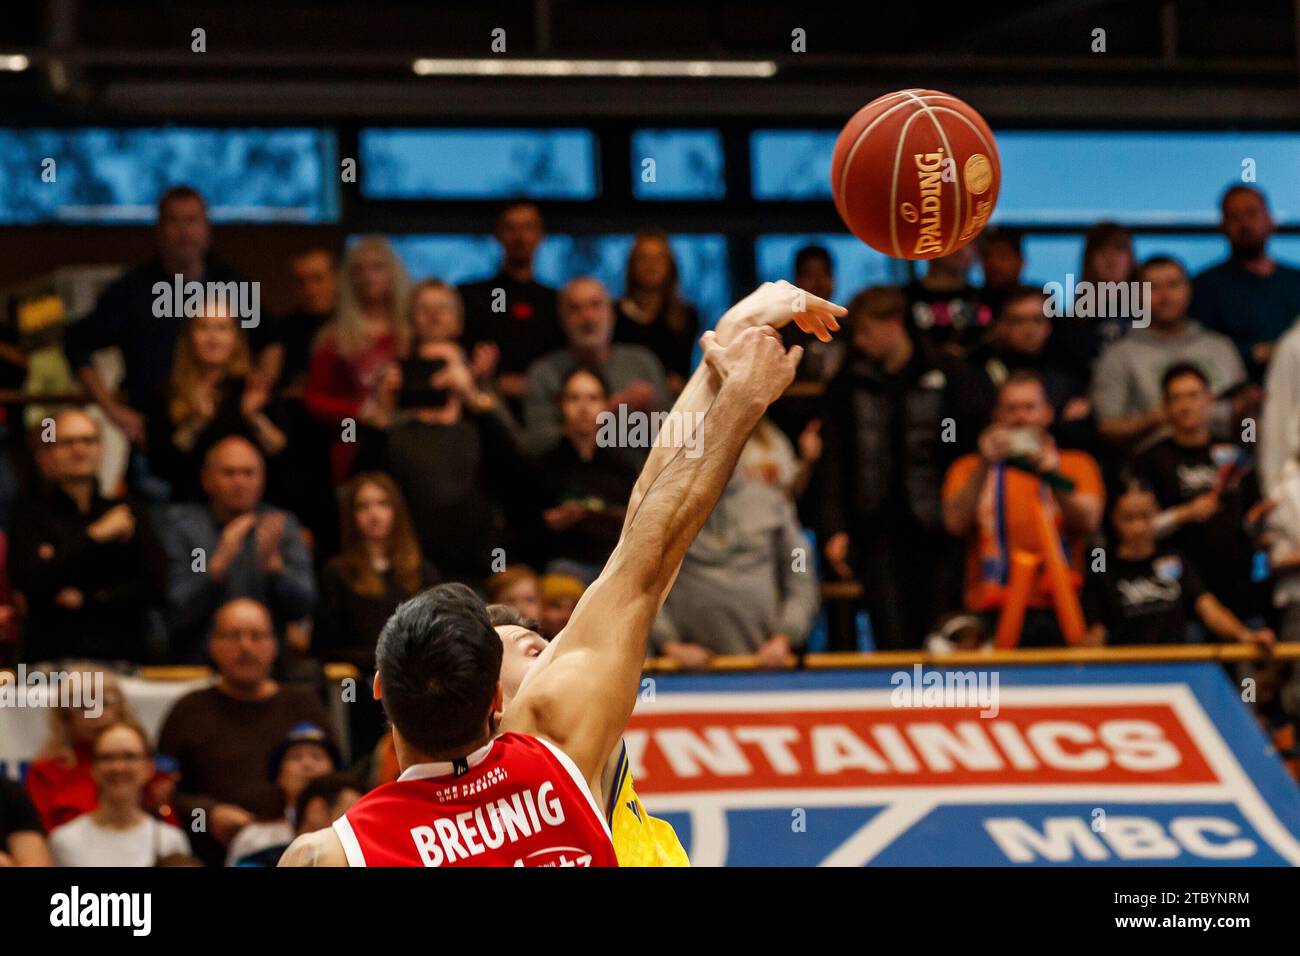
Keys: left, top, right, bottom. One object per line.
{"left": 1080, "top": 222, "right": 1134, "bottom": 284}
{"left": 980, "top": 226, "right": 1023, "bottom": 255}
{"left": 794, "top": 245, "right": 833, "bottom": 275}
{"left": 375, "top": 583, "right": 502, "bottom": 757}
{"left": 999, "top": 368, "right": 1047, "bottom": 398}
{"left": 496, "top": 198, "right": 541, "bottom": 228}
{"left": 294, "top": 772, "right": 364, "bottom": 829}
{"left": 1221, "top": 184, "right": 1268, "bottom": 213}
{"left": 998, "top": 285, "right": 1048, "bottom": 320}
{"left": 558, "top": 364, "right": 611, "bottom": 402}
{"left": 1136, "top": 255, "right": 1187, "bottom": 282}
{"left": 1160, "top": 361, "right": 1210, "bottom": 395}
{"left": 1106, "top": 474, "right": 1158, "bottom": 537}
{"left": 158, "top": 185, "right": 207, "bottom": 219}
{"left": 847, "top": 285, "right": 907, "bottom": 325}
{"left": 486, "top": 603, "right": 541, "bottom": 633}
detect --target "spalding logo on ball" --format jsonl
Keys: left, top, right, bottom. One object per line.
{"left": 831, "top": 88, "right": 1001, "bottom": 261}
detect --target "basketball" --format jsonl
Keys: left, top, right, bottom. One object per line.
{"left": 831, "top": 88, "right": 1001, "bottom": 260}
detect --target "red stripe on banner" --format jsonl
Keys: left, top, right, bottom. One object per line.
{"left": 626, "top": 704, "right": 1217, "bottom": 793}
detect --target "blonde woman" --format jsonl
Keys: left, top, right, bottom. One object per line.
{"left": 304, "top": 236, "right": 412, "bottom": 480}
{"left": 24, "top": 670, "right": 159, "bottom": 831}
{"left": 614, "top": 229, "right": 700, "bottom": 393}
{"left": 150, "top": 308, "right": 287, "bottom": 501}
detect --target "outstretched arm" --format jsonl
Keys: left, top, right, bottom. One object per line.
{"left": 619, "top": 281, "right": 844, "bottom": 596}
{"left": 502, "top": 327, "right": 805, "bottom": 783}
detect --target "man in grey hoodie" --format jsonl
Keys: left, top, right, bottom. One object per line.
{"left": 649, "top": 425, "right": 819, "bottom": 669}
{"left": 1092, "top": 256, "right": 1255, "bottom": 451}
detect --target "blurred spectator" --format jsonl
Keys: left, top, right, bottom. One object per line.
{"left": 976, "top": 226, "right": 1026, "bottom": 318}
{"left": 903, "top": 244, "right": 991, "bottom": 355}
{"left": 1192, "top": 186, "right": 1300, "bottom": 375}
{"left": 772, "top": 245, "right": 844, "bottom": 504}
{"left": 1049, "top": 222, "right": 1136, "bottom": 378}
{"left": 149, "top": 308, "right": 288, "bottom": 503}
{"left": 10, "top": 409, "right": 166, "bottom": 663}
{"left": 364, "top": 338, "right": 520, "bottom": 582}
{"left": 406, "top": 279, "right": 502, "bottom": 392}
{"left": 0, "top": 775, "right": 51, "bottom": 866}
{"left": 538, "top": 573, "right": 584, "bottom": 640}
{"left": 63, "top": 186, "right": 245, "bottom": 449}
{"left": 1132, "top": 363, "right": 1265, "bottom": 622}
{"left": 48, "top": 722, "right": 191, "bottom": 867}
{"left": 532, "top": 367, "right": 638, "bottom": 584}
{"left": 1092, "top": 257, "right": 1252, "bottom": 449}
{"left": 24, "top": 670, "right": 145, "bottom": 831}
{"left": 942, "top": 372, "right": 1104, "bottom": 646}
{"left": 253, "top": 248, "right": 340, "bottom": 390}
{"left": 364, "top": 340, "right": 520, "bottom": 585}
{"left": 305, "top": 236, "right": 411, "bottom": 481}
{"left": 227, "top": 771, "right": 363, "bottom": 867}
{"left": 652, "top": 421, "right": 818, "bottom": 668}
{"left": 781, "top": 245, "right": 844, "bottom": 385}
{"left": 484, "top": 564, "right": 541, "bottom": 621}
{"left": 225, "top": 722, "right": 339, "bottom": 866}
{"left": 614, "top": 229, "right": 700, "bottom": 393}
{"left": 314, "top": 473, "right": 438, "bottom": 671}
{"left": 162, "top": 437, "right": 315, "bottom": 660}
{"left": 820, "top": 287, "right": 988, "bottom": 650}
{"left": 0, "top": 531, "right": 20, "bottom": 667}
{"left": 523, "top": 277, "right": 669, "bottom": 456}
{"left": 969, "top": 287, "right": 1092, "bottom": 449}
{"left": 314, "top": 472, "right": 436, "bottom": 758}
{"left": 253, "top": 249, "right": 342, "bottom": 567}
{"left": 459, "top": 201, "right": 566, "bottom": 399}
{"left": 1259, "top": 318, "right": 1300, "bottom": 495}
{"left": 157, "top": 598, "right": 333, "bottom": 865}
{"left": 1084, "top": 481, "right": 1273, "bottom": 647}
{"left": 1264, "top": 453, "right": 1300, "bottom": 642}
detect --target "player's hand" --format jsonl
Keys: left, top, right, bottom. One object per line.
{"left": 702, "top": 326, "right": 802, "bottom": 408}
{"left": 716, "top": 280, "right": 846, "bottom": 344}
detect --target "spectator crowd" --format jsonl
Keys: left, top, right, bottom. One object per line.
{"left": 3, "top": 182, "right": 1300, "bottom": 866}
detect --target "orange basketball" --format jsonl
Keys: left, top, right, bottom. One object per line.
{"left": 831, "top": 88, "right": 1001, "bottom": 260}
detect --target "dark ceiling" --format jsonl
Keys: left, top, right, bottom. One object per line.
{"left": 0, "top": 0, "right": 1297, "bottom": 123}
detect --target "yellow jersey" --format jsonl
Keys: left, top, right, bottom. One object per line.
{"left": 607, "top": 742, "right": 690, "bottom": 867}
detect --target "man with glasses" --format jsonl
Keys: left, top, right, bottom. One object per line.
{"left": 158, "top": 597, "right": 334, "bottom": 866}
{"left": 10, "top": 408, "right": 166, "bottom": 663}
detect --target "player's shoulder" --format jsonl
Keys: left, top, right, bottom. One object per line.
{"left": 278, "top": 826, "right": 348, "bottom": 867}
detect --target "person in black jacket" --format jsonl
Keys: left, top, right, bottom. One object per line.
{"left": 360, "top": 339, "right": 523, "bottom": 586}
{"left": 819, "top": 286, "right": 990, "bottom": 650}
{"left": 532, "top": 367, "right": 639, "bottom": 583}
{"left": 314, "top": 472, "right": 438, "bottom": 759}
{"left": 63, "top": 186, "right": 247, "bottom": 450}
{"left": 10, "top": 408, "right": 167, "bottom": 663}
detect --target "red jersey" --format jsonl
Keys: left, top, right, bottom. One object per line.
{"left": 334, "top": 732, "right": 617, "bottom": 867}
